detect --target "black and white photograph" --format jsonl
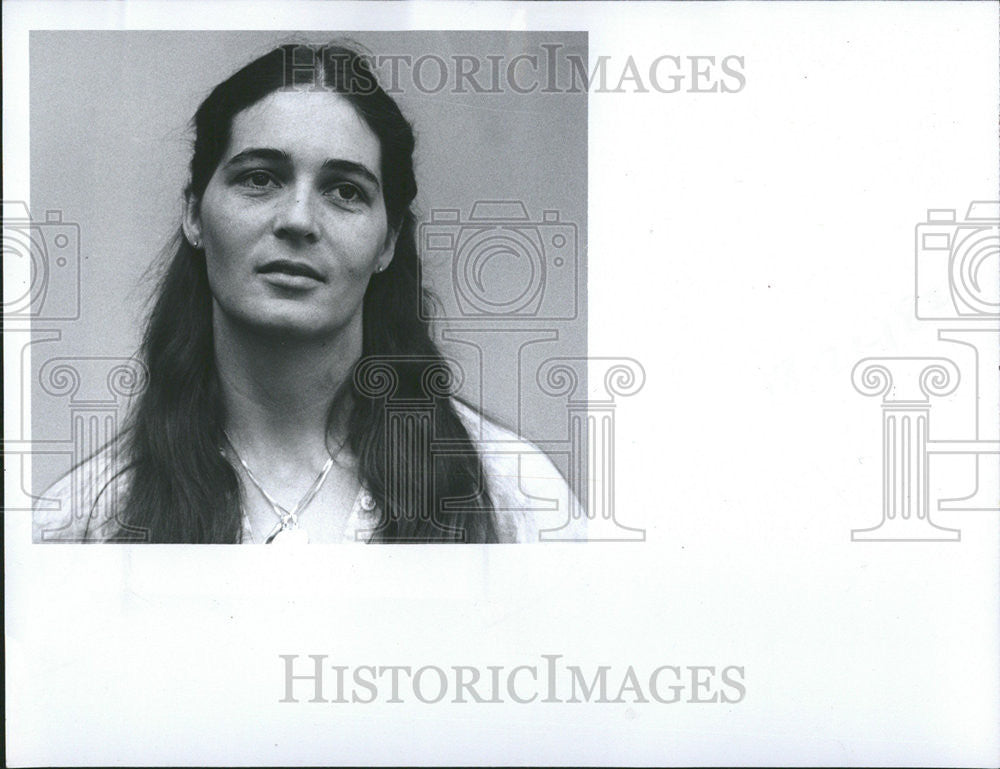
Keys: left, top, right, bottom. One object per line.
{"left": 4, "top": 1, "right": 998, "bottom": 766}
{"left": 25, "top": 31, "right": 589, "bottom": 544}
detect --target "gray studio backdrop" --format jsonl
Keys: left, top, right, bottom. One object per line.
{"left": 28, "top": 30, "right": 587, "bottom": 497}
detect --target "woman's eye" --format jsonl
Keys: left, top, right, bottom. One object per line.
{"left": 239, "top": 170, "right": 278, "bottom": 189}
{"left": 328, "top": 183, "right": 365, "bottom": 204}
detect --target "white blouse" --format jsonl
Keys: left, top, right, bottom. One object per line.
{"left": 32, "top": 400, "right": 586, "bottom": 544}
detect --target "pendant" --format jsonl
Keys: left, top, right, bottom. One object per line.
{"left": 269, "top": 527, "right": 310, "bottom": 545}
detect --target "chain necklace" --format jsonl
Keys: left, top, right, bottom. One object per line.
{"left": 222, "top": 430, "right": 335, "bottom": 544}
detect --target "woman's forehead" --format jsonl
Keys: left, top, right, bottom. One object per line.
{"left": 224, "top": 90, "right": 382, "bottom": 175}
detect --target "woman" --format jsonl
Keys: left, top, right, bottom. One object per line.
{"left": 33, "top": 43, "right": 584, "bottom": 544}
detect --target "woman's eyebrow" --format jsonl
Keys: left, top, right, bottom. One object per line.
{"left": 223, "top": 147, "right": 290, "bottom": 168}
{"left": 321, "top": 159, "right": 381, "bottom": 191}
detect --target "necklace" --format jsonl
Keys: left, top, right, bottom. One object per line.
{"left": 222, "top": 430, "right": 335, "bottom": 544}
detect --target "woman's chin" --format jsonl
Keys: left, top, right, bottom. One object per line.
{"left": 224, "top": 308, "right": 354, "bottom": 343}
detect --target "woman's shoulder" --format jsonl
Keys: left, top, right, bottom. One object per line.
{"left": 451, "top": 399, "right": 587, "bottom": 543}
{"left": 32, "top": 442, "right": 130, "bottom": 543}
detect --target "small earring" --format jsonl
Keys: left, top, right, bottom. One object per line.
{"left": 374, "top": 263, "right": 384, "bottom": 274}
{"left": 191, "top": 237, "right": 201, "bottom": 249}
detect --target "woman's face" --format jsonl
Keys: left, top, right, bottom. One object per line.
{"left": 186, "top": 90, "right": 396, "bottom": 341}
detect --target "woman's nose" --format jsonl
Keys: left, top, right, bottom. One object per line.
{"left": 273, "top": 186, "right": 320, "bottom": 244}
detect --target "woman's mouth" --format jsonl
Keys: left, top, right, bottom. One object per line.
{"left": 257, "top": 259, "right": 326, "bottom": 283}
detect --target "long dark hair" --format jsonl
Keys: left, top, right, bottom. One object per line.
{"left": 110, "top": 43, "right": 498, "bottom": 543}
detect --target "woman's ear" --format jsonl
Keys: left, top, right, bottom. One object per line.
{"left": 182, "top": 190, "right": 202, "bottom": 249}
{"left": 375, "top": 225, "right": 399, "bottom": 274}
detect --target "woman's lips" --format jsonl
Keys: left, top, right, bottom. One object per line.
{"left": 257, "top": 259, "right": 326, "bottom": 283}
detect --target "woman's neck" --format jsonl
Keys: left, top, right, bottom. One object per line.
{"left": 213, "top": 307, "right": 360, "bottom": 468}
